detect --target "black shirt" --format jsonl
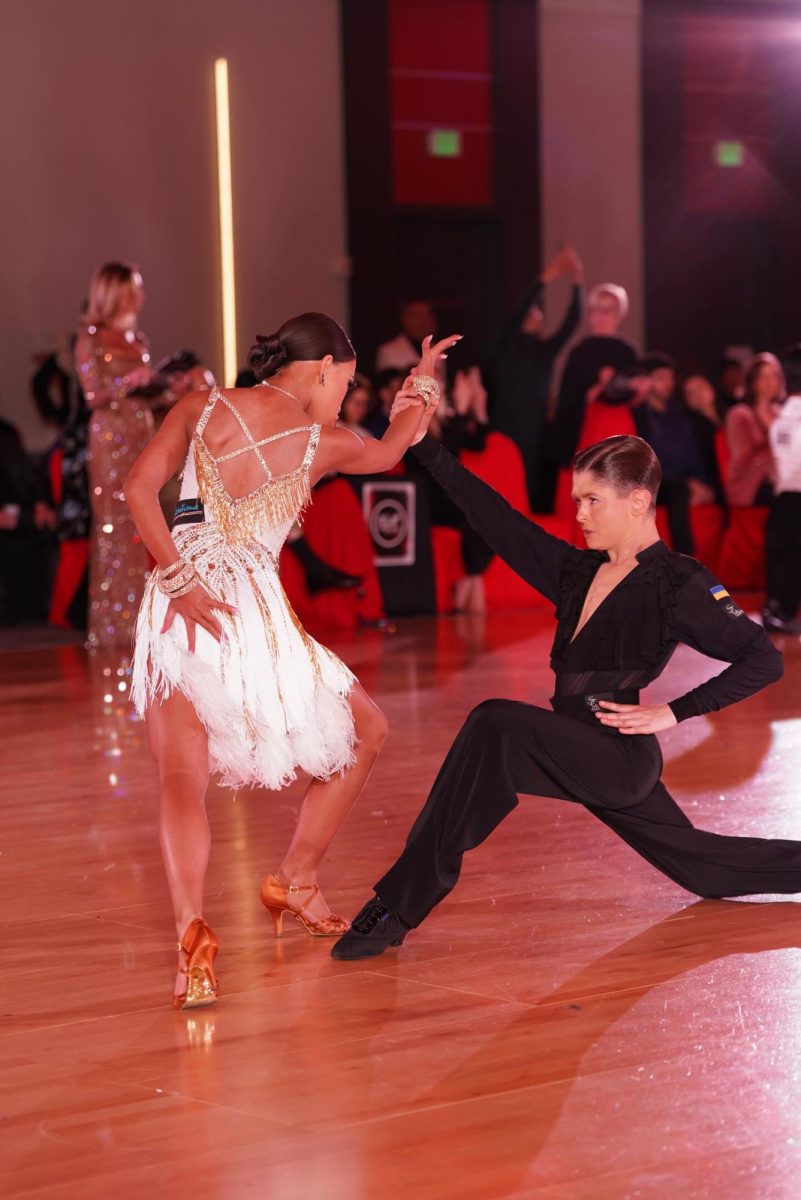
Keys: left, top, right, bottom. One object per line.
{"left": 633, "top": 397, "right": 706, "bottom": 484}
{"left": 490, "top": 282, "right": 582, "bottom": 444}
{"left": 411, "top": 435, "right": 783, "bottom": 723}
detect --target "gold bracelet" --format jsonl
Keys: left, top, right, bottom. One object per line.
{"left": 411, "top": 374, "right": 440, "bottom": 409}
{"left": 157, "top": 559, "right": 196, "bottom": 595}
{"left": 165, "top": 578, "right": 199, "bottom": 599}
{"left": 161, "top": 557, "right": 188, "bottom": 580}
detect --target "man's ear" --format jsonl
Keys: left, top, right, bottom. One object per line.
{"left": 630, "top": 487, "right": 653, "bottom": 516}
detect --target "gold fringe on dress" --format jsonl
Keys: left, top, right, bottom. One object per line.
{"left": 193, "top": 436, "right": 313, "bottom": 542}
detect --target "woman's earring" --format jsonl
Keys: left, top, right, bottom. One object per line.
{"left": 321, "top": 374, "right": 326, "bottom": 386}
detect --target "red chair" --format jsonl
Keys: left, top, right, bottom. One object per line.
{"left": 713, "top": 423, "right": 766, "bottom": 587}
{"left": 717, "top": 507, "right": 768, "bottom": 588}
{"left": 690, "top": 504, "right": 725, "bottom": 569}
{"left": 554, "top": 403, "right": 638, "bottom": 539}
{"left": 49, "top": 539, "right": 90, "bottom": 628}
{"left": 431, "top": 526, "right": 463, "bottom": 613}
{"left": 279, "top": 478, "right": 384, "bottom": 631}
{"left": 47, "top": 447, "right": 90, "bottom": 629}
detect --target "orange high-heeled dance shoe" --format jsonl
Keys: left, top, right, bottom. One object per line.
{"left": 260, "top": 875, "right": 349, "bottom": 938}
{"left": 173, "top": 917, "right": 220, "bottom": 1010}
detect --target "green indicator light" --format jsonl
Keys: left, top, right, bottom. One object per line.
{"left": 427, "top": 129, "right": 462, "bottom": 158}
{"left": 715, "top": 140, "right": 744, "bottom": 168}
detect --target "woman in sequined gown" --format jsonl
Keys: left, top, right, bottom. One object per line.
{"left": 75, "top": 262, "right": 203, "bottom": 650}
{"left": 125, "top": 312, "right": 460, "bottom": 1006}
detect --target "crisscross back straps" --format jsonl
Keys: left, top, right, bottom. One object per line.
{"left": 195, "top": 387, "right": 320, "bottom": 482}
{"left": 193, "top": 387, "right": 219, "bottom": 438}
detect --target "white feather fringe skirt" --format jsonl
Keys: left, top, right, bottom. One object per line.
{"left": 131, "top": 525, "right": 356, "bottom": 791}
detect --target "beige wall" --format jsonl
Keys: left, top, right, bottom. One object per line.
{"left": 0, "top": 0, "right": 348, "bottom": 450}
{"left": 539, "top": 0, "right": 644, "bottom": 351}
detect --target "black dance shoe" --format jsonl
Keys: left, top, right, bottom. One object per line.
{"left": 330, "top": 896, "right": 410, "bottom": 960}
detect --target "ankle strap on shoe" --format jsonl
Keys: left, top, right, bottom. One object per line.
{"left": 293, "top": 882, "right": 320, "bottom": 917}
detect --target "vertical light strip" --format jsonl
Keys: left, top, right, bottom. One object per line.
{"left": 214, "top": 57, "right": 237, "bottom": 386}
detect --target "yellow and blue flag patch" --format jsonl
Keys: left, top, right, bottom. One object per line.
{"left": 710, "top": 583, "right": 730, "bottom": 601}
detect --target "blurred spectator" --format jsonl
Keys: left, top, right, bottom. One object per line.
{"left": 0, "top": 417, "right": 57, "bottom": 624}
{"left": 553, "top": 282, "right": 638, "bottom": 469}
{"left": 376, "top": 300, "right": 437, "bottom": 373}
{"left": 763, "top": 346, "right": 801, "bottom": 634}
{"left": 340, "top": 374, "right": 380, "bottom": 438}
{"left": 490, "top": 246, "right": 583, "bottom": 511}
{"left": 633, "top": 353, "right": 714, "bottom": 554}
{"left": 682, "top": 373, "right": 725, "bottom": 505}
{"left": 427, "top": 367, "right": 493, "bottom": 613}
{"left": 715, "top": 356, "right": 746, "bottom": 415}
{"left": 31, "top": 336, "right": 81, "bottom": 432}
{"left": 363, "top": 368, "right": 405, "bottom": 438}
{"left": 724, "top": 352, "right": 783, "bottom": 508}
{"left": 32, "top": 334, "right": 92, "bottom": 543}
{"left": 76, "top": 262, "right": 211, "bottom": 648}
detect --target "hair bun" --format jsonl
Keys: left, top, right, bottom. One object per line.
{"left": 248, "top": 332, "right": 289, "bottom": 380}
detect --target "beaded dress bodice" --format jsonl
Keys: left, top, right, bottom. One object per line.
{"left": 175, "top": 386, "right": 321, "bottom": 563}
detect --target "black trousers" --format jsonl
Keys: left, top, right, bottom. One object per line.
{"left": 766, "top": 492, "right": 801, "bottom": 620}
{"left": 376, "top": 700, "right": 801, "bottom": 927}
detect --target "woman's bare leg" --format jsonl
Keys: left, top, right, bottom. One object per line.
{"left": 145, "top": 689, "right": 211, "bottom": 992}
{"left": 274, "top": 682, "right": 388, "bottom": 922}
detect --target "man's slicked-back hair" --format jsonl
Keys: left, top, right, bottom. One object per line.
{"left": 573, "top": 435, "right": 662, "bottom": 507}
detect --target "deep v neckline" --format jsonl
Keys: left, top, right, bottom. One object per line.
{"left": 569, "top": 558, "right": 642, "bottom": 646}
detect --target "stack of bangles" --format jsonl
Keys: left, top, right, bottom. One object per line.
{"left": 157, "top": 557, "right": 198, "bottom": 599}
{"left": 410, "top": 374, "right": 440, "bottom": 408}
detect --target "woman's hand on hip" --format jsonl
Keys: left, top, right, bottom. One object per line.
{"left": 596, "top": 701, "right": 677, "bottom": 735}
{"left": 161, "top": 583, "right": 237, "bottom": 653}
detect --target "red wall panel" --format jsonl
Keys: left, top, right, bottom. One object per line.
{"left": 389, "top": 0, "right": 492, "bottom": 206}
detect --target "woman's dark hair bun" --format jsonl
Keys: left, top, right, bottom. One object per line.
{"left": 248, "top": 333, "right": 289, "bottom": 381}
{"left": 247, "top": 312, "right": 355, "bottom": 383}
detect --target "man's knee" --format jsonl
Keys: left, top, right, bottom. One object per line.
{"left": 463, "top": 698, "right": 536, "bottom": 739}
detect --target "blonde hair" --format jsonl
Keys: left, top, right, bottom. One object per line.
{"left": 588, "top": 282, "right": 629, "bottom": 323}
{"left": 84, "top": 262, "right": 138, "bottom": 326}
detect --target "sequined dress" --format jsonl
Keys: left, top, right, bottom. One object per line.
{"left": 131, "top": 387, "right": 356, "bottom": 791}
{"left": 75, "top": 324, "right": 154, "bottom": 649}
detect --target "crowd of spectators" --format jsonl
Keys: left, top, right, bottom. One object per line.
{"left": 2, "top": 251, "right": 800, "bottom": 636}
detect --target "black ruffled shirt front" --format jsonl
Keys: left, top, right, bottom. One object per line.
{"left": 411, "top": 435, "right": 783, "bottom": 723}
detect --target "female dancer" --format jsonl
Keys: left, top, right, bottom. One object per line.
{"left": 76, "top": 263, "right": 206, "bottom": 649}
{"left": 333, "top": 410, "right": 801, "bottom": 960}
{"left": 125, "top": 312, "right": 457, "bottom": 1007}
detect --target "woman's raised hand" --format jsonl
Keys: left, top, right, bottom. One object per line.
{"left": 389, "top": 376, "right": 440, "bottom": 444}
{"left": 161, "top": 582, "right": 237, "bottom": 653}
{"left": 416, "top": 332, "right": 462, "bottom": 377}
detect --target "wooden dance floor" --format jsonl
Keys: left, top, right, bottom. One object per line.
{"left": 3, "top": 607, "right": 801, "bottom": 1199}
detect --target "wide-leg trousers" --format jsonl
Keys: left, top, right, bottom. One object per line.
{"left": 376, "top": 700, "right": 801, "bottom": 927}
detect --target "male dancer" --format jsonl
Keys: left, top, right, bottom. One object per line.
{"left": 333, "top": 412, "right": 799, "bottom": 960}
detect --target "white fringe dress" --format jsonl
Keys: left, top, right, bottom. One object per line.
{"left": 131, "top": 387, "right": 356, "bottom": 790}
